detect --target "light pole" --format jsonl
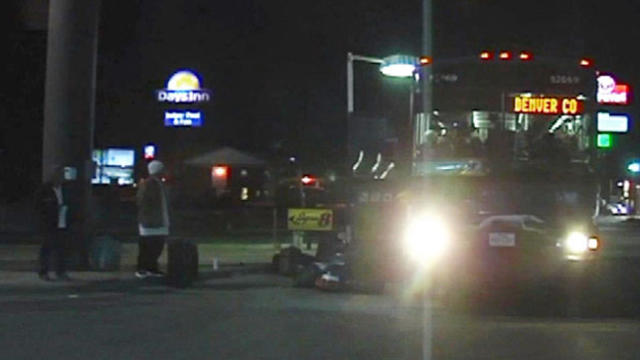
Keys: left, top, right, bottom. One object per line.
{"left": 346, "top": 52, "right": 384, "bottom": 115}
{"left": 347, "top": 52, "right": 419, "bottom": 114}
{"left": 346, "top": 52, "right": 419, "bottom": 175}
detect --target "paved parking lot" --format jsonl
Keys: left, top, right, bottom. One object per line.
{"left": 1, "top": 274, "right": 640, "bottom": 360}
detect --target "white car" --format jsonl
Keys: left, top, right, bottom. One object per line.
{"left": 606, "top": 202, "right": 629, "bottom": 215}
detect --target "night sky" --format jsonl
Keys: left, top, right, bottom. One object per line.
{"left": 2, "top": 0, "right": 640, "bottom": 197}
{"left": 93, "top": 0, "right": 422, "bottom": 166}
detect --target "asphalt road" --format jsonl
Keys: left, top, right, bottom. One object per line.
{"left": 596, "top": 217, "right": 640, "bottom": 258}
{"left": 0, "top": 216, "right": 639, "bottom": 360}
{"left": 1, "top": 273, "right": 639, "bottom": 360}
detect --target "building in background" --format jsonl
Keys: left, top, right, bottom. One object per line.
{"left": 179, "top": 147, "right": 270, "bottom": 205}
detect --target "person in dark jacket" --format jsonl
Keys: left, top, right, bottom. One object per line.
{"left": 35, "top": 166, "right": 71, "bottom": 281}
{"left": 135, "top": 160, "right": 170, "bottom": 278}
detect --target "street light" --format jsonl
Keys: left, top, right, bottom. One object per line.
{"left": 346, "top": 52, "right": 419, "bottom": 114}
{"left": 346, "top": 52, "right": 420, "bottom": 176}
{"left": 380, "top": 55, "right": 420, "bottom": 77}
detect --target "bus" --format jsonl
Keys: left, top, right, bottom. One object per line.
{"left": 346, "top": 52, "right": 603, "bottom": 304}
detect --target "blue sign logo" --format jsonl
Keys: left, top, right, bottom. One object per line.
{"left": 164, "top": 110, "right": 203, "bottom": 127}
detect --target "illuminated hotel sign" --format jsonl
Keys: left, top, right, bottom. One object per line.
{"left": 157, "top": 69, "right": 211, "bottom": 128}
{"left": 597, "top": 112, "right": 629, "bottom": 133}
{"left": 164, "top": 110, "right": 203, "bottom": 127}
{"left": 156, "top": 70, "right": 211, "bottom": 104}
{"left": 597, "top": 75, "right": 630, "bottom": 105}
{"left": 513, "top": 96, "right": 583, "bottom": 115}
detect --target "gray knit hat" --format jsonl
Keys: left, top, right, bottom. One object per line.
{"left": 147, "top": 160, "right": 165, "bottom": 175}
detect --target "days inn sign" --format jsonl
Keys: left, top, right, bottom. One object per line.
{"left": 156, "top": 70, "right": 211, "bottom": 104}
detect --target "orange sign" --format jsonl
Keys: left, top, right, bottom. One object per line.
{"left": 513, "top": 96, "right": 583, "bottom": 115}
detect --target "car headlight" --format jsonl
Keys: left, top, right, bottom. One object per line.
{"left": 404, "top": 214, "right": 450, "bottom": 266}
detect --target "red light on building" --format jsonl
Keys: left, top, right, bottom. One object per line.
{"left": 419, "top": 56, "right": 433, "bottom": 65}
{"left": 212, "top": 165, "right": 228, "bottom": 178}
{"left": 519, "top": 52, "right": 532, "bottom": 61}
{"left": 479, "top": 51, "right": 493, "bottom": 60}
{"left": 499, "top": 51, "right": 512, "bottom": 60}
{"left": 579, "top": 58, "right": 593, "bottom": 67}
{"left": 301, "top": 175, "right": 316, "bottom": 186}
{"left": 143, "top": 144, "right": 156, "bottom": 160}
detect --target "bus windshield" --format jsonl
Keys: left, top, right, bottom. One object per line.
{"left": 412, "top": 57, "right": 596, "bottom": 177}
{"left": 415, "top": 111, "right": 592, "bottom": 161}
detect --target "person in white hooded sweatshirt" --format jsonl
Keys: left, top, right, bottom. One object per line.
{"left": 135, "top": 160, "right": 170, "bottom": 278}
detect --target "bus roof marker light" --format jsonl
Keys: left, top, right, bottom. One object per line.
{"left": 580, "top": 58, "right": 593, "bottom": 67}
{"left": 519, "top": 52, "right": 533, "bottom": 61}
{"left": 480, "top": 51, "right": 493, "bottom": 60}
{"left": 499, "top": 51, "right": 512, "bottom": 60}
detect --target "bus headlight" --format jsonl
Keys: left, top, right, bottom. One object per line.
{"left": 566, "top": 231, "right": 588, "bottom": 253}
{"left": 404, "top": 214, "right": 450, "bottom": 266}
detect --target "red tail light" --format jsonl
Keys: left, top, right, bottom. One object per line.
{"left": 301, "top": 175, "right": 316, "bottom": 186}
{"left": 499, "top": 51, "right": 512, "bottom": 60}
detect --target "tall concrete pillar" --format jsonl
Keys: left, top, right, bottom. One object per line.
{"left": 43, "top": 0, "right": 101, "bottom": 268}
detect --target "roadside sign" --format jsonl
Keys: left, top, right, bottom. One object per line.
{"left": 287, "top": 208, "right": 333, "bottom": 231}
{"left": 597, "top": 133, "right": 612, "bottom": 148}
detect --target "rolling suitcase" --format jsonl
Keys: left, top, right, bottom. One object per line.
{"left": 167, "top": 239, "right": 199, "bottom": 288}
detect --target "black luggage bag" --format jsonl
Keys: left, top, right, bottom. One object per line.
{"left": 167, "top": 239, "right": 199, "bottom": 288}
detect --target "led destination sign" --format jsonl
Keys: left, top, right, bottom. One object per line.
{"left": 513, "top": 96, "right": 583, "bottom": 115}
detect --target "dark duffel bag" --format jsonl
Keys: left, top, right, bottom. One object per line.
{"left": 167, "top": 239, "right": 199, "bottom": 288}
{"left": 277, "top": 246, "right": 315, "bottom": 276}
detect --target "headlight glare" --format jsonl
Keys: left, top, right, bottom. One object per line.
{"left": 404, "top": 214, "right": 449, "bottom": 265}
{"left": 566, "top": 232, "right": 588, "bottom": 253}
